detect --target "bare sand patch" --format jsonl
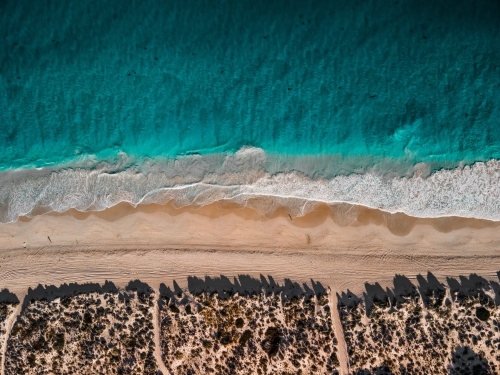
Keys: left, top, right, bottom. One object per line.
{"left": 1, "top": 200, "right": 500, "bottom": 297}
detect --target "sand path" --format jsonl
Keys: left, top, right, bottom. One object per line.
{"left": 329, "top": 291, "right": 349, "bottom": 374}
{"left": 152, "top": 287, "right": 170, "bottom": 375}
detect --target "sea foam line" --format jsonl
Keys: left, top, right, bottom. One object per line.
{"left": 0, "top": 150, "right": 499, "bottom": 223}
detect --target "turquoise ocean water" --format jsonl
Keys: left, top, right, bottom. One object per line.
{"left": 1, "top": 0, "right": 500, "bottom": 222}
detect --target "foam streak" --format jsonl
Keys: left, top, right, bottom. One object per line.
{"left": 1, "top": 149, "right": 499, "bottom": 223}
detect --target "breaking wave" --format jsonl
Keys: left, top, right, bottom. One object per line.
{"left": 1, "top": 148, "right": 499, "bottom": 223}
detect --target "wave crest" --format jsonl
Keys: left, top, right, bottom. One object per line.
{"left": 1, "top": 149, "right": 499, "bottom": 223}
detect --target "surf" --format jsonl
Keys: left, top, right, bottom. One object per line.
{"left": 1, "top": 149, "right": 499, "bottom": 223}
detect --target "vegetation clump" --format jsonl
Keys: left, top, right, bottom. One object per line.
{"left": 339, "top": 276, "right": 500, "bottom": 374}
{"left": 5, "top": 288, "right": 157, "bottom": 375}
{"left": 476, "top": 307, "right": 490, "bottom": 322}
{"left": 239, "top": 330, "right": 252, "bottom": 346}
{"left": 235, "top": 317, "right": 244, "bottom": 328}
{"left": 159, "top": 285, "right": 339, "bottom": 374}
{"left": 52, "top": 333, "right": 65, "bottom": 351}
{"left": 261, "top": 326, "right": 281, "bottom": 357}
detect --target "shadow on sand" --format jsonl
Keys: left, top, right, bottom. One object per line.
{"left": 338, "top": 271, "right": 500, "bottom": 315}
{"left": 159, "top": 274, "right": 327, "bottom": 302}
{"left": 0, "top": 289, "right": 19, "bottom": 305}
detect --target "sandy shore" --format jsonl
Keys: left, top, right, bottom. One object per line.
{"left": 1, "top": 201, "right": 499, "bottom": 295}
{"left": 1, "top": 201, "right": 500, "bottom": 374}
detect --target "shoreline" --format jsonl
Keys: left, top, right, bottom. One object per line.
{"left": 14, "top": 200, "right": 500, "bottom": 235}
{"left": 3, "top": 200, "right": 500, "bottom": 257}
{"left": 1, "top": 201, "right": 499, "bottom": 294}
{"left": 2, "top": 157, "right": 500, "bottom": 223}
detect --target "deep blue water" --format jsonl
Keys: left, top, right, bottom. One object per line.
{"left": 1, "top": 0, "right": 500, "bottom": 170}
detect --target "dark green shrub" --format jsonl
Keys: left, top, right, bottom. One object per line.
{"left": 123, "top": 337, "right": 137, "bottom": 348}
{"left": 53, "top": 333, "right": 65, "bottom": 350}
{"left": 476, "top": 306, "right": 490, "bottom": 321}
{"left": 239, "top": 330, "right": 252, "bottom": 346}
{"left": 261, "top": 327, "right": 280, "bottom": 357}
{"left": 330, "top": 352, "right": 340, "bottom": 366}
{"left": 219, "top": 333, "right": 232, "bottom": 346}
{"left": 83, "top": 312, "right": 92, "bottom": 325}
{"left": 27, "top": 354, "right": 36, "bottom": 366}
{"left": 202, "top": 340, "right": 213, "bottom": 349}
{"left": 169, "top": 304, "right": 179, "bottom": 314}
{"left": 32, "top": 336, "right": 48, "bottom": 350}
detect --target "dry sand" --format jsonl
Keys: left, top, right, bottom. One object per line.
{"left": 1, "top": 201, "right": 500, "bottom": 374}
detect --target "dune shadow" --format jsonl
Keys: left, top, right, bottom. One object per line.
{"left": 125, "top": 279, "right": 153, "bottom": 295}
{"left": 390, "top": 274, "right": 419, "bottom": 308}
{"left": 363, "top": 282, "right": 389, "bottom": 315}
{"left": 0, "top": 289, "right": 19, "bottom": 305}
{"left": 161, "top": 274, "right": 329, "bottom": 302}
{"left": 336, "top": 290, "right": 362, "bottom": 309}
{"left": 21, "top": 281, "right": 119, "bottom": 309}
{"left": 416, "top": 272, "right": 447, "bottom": 309}
{"left": 446, "top": 274, "right": 495, "bottom": 307}
{"left": 360, "top": 275, "right": 420, "bottom": 315}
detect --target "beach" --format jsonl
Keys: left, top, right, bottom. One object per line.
{"left": 1, "top": 203, "right": 500, "bottom": 373}
{"left": 2, "top": 201, "right": 500, "bottom": 294}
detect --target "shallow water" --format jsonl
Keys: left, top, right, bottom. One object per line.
{"left": 1, "top": 0, "right": 499, "bottom": 221}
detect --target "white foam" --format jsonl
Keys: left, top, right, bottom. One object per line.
{"left": 1, "top": 149, "right": 499, "bottom": 223}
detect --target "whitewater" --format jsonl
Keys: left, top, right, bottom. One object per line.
{"left": 1, "top": 148, "right": 499, "bottom": 223}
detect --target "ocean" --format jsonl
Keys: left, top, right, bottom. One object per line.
{"left": 1, "top": 0, "right": 500, "bottom": 222}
